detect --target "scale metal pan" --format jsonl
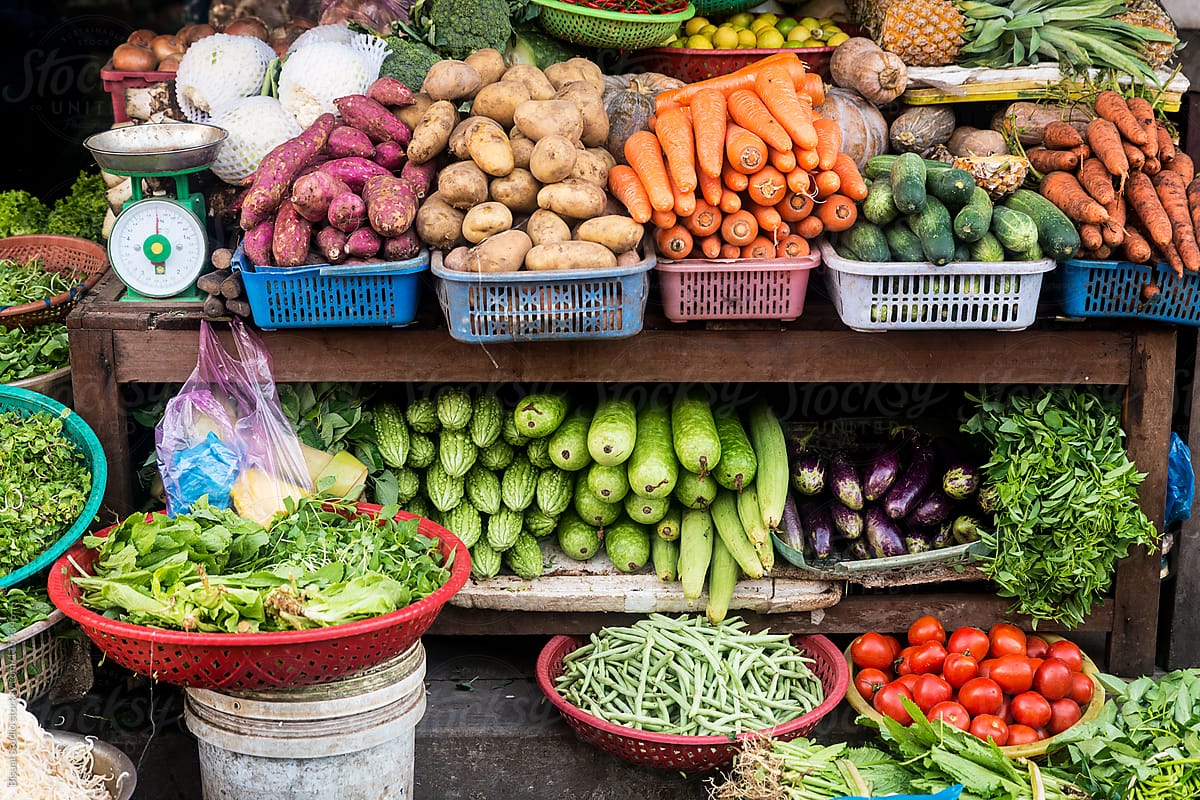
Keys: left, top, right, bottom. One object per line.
{"left": 84, "top": 123, "right": 227, "bottom": 174}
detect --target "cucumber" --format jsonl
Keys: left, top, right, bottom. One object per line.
{"left": 706, "top": 535, "right": 739, "bottom": 624}
{"left": 969, "top": 231, "right": 1005, "bottom": 262}
{"left": 573, "top": 474, "right": 622, "bottom": 528}
{"left": 656, "top": 505, "right": 682, "bottom": 541}
{"left": 890, "top": 152, "right": 928, "bottom": 214}
{"left": 586, "top": 462, "right": 628, "bottom": 503}
{"left": 626, "top": 403, "right": 678, "bottom": 499}
{"left": 927, "top": 168, "right": 976, "bottom": 207}
{"left": 587, "top": 397, "right": 637, "bottom": 466}
{"left": 547, "top": 406, "right": 592, "bottom": 471}
{"left": 885, "top": 222, "right": 925, "bottom": 262}
{"left": 991, "top": 205, "right": 1039, "bottom": 253}
{"left": 842, "top": 221, "right": 891, "bottom": 262}
{"left": 624, "top": 491, "right": 671, "bottom": 525}
{"left": 954, "top": 241, "right": 971, "bottom": 262}
{"left": 747, "top": 399, "right": 788, "bottom": 530}
{"left": 909, "top": 195, "right": 955, "bottom": 266}
{"left": 712, "top": 410, "right": 757, "bottom": 492}
{"left": 953, "top": 187, "right": 993, "bottom": 243}
{"left": 1017, "top": 238, "right": 1045, "bottom": 261}
{"left": 671, "top": 390, "right": 721, "bottom": 476}
{"left": 679, "top": 508, "right": 713, "bottom": 603}
{"left": 674, "top": 470, "right": 719, "bottom": 510}
{"left": 513, "top": 393, "right": 569, "bottom": 438}
{"left": 862, "top": 179, "right": 899, "bottom": 225}
{"left": 651, "top": 534, "right": 679, "bottom": 582}
{"left": 1003, "top": 188, "right": 1080, "bottom": 260}
{"left": 710, "top": 490, "right": 765, "bottom": 579}
{"left": 865, "top": 154, "right": 953, "bottom": 182}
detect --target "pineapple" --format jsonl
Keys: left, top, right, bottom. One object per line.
{"left": 953, "top": 155, "right": 1030, "bottom": 200}
{"left": 1116, "top": 0, "right": 1178, "bottom": 69}
{"left": 858, "top": 0, "right": 966, "bottom": 66}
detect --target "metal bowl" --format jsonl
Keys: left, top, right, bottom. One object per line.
{"left": 48, "top": 731, "right": 137, "bottom": 800}
{"left": 84, "top": 123, "right": 227, "bottom": 175}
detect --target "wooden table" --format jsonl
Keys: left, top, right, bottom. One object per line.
{"left": 67, "top": 268, "right": 1174, "bottom": 674}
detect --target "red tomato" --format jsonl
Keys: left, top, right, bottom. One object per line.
{"left": 997, "top": 693, "right": 1012, "bottom": 725}
{"left": 1047, "top": 640, "right": 1084, "bottom": 673}
{"left": 895, "top": 674, "right": 921, "bottom": 693}
{"left": 1069, "top": 672, "right": 1095, "bottom": 706}
{"left": 1007, "top": 724, "right": 1040, "bottom": 746}
{"left": 958, "top": 677, "right": 1004, "bottom": 717}
{"left": 969, "top": 714, "right": 1010, "bottom": 746}
{"left": 908, "top": 615, "right": 947, "bottom": 647}
{"left": 1034, "top": 658, "right": 1074, "bottom": 701}
{"left": 910, "top": 641, "right": 948, "bottom": 675}
{"left": 851, "top": 632, "right": 900, "bottom": 670}
{"left": 988, "top": 623, "right": 1027, "bottom": 658}
{"left": 1035, "top": 727, "right": 1049, "bottom": 741}
{"left": 855, "top": 668, "right": 891, "bottom": 700}
{"left": 874, "top": 683, "right": 915, "bottom": 725}
{"left": 896, "top": 646, "right": 918, "bottom": 676}
{"left": 978, "top": 658, "right": 998, "bottom": 680}
{"left": 947, "top": 626, "right": 990, "bottom": 659}
{"left": 928, "top": 700, "right": 971, "bottom": 731}
{"left": 1025, "top": 635, "right": 1050, "bottom": 659}
{"left": 990, "top": 654, "right": 1035, "bottom": 695}
{"left": 1010, "top": 691, "right": 1053, "bottom": 729}
{"left": 1048, "top": 698, "right": 1082, "bottom": 735}
{"left": 942, "top": 653, "right": 979, "bottom": 689}
{"left": 912, "top": 674, "right": 954, "bottom": 713}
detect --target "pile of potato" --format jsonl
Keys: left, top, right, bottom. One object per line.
{"left": 405, "top": 52, "right": 645, "bottom": 273}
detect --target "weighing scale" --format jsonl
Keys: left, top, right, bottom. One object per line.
{"left": 83, "top": 123, "right": 228, "bottom": 302}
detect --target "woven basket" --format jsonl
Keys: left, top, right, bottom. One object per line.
{"left": 0, "top": 610, "right": 72, "bottom": 703}
{"left": 0, "top": 235, "right": 108, "bottom": 328}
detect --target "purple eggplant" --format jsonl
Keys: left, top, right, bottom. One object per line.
{"left": 976, "top": 484, "right": 999, "bottom": 513}
{"left": 865, "top": 505, "right": 908, "bottom": 558}
{"left": 777, "top": 492, "right": 806, "bottom": 553}
{"left": 791, "top": 452, "right": 826, "bottom": 496}
{"left": 907, "top": 490, "right": 954, "bottom": 527}
{"left": 884, "top": 443, "right": 935, "bottom": 520}
{"left": 904, "top": 529, "right": 934, "bottom": 554}
{"left": 848, "top": 539, "right": 872, "bottom": 560}
{"left": 801, "top": 501, "right": 836, "bottom": 559}
{"left": 829, "top": 452, "right": 864, "bottom": 510}
{"left": 930, "top": 521, "right": 956, "bottom": 549}
{"left": 864, "top": 443, "right": 902, "bottom": 502}
{"left": 831, "top": 502, "right": 864, "bottom": 539}
{"left": 943, "top": 463, "right": 981, "bottom": 500}
{"left": 952, "top": 515, "right": 983, "bottom": 544}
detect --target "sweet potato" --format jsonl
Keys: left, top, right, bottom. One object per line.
{"left": 373, "top": 140, "right": 405, "bottom": 171}
{"left": 464, "top": 229, "right": 532, "bottom": 272}
{"left": 490, "top": 169, "right": 540, "bottom": 214}
{"left": 346, "top": 226, "right": 383, "bottom": 258}
{"left": 363, "top": 174, "right": 419, "bottom": 237}
{"left": 334, "top": 95, "right": 412, "bottom": 144}
{"left": 443, "top": 245, "right": 470, "bottom": 271}
{"left": 383, "top": 228, "right": 422, "bottom": 261}
{"left": 529, "top": 135, "right": 577, "bottom": 184}
{"left": 408, "top": 101, "right": 459, "bottom": 165}
{"left": 524, "top": 241, "right": 617, "bottom": 271}
{"left": 272, "top": 202, "right": 312, "bottom": 267}
{"left": 366, "top": 76, "right": 415, "bottom": 108}
{"left": 462, "top": 202, "right": 513, "bottom": 243}
{"left": 316, "top": 226, "right": 348, "bottom": 263}
{"left": 502, "top": 65, "right": 555, "bottom": 101}
{"left": 464, "top": 49, "right": 506, "bottom": 88}
{"left": 327, "top": 192, "right": 367, "bottom": 233}
{"left": 319, "top": 157, "right": 392, "bottom": 192}
{"left": 240, "top": 113, "right": 335, "bottom": 230}
{"left": 415, "top": 192, "right": 466, "bottom": 249}
{"left": 290, "top": 171, "right": 352, "bottom": 223}
{"left": 470, "top": 81, "right": 531, "bottom": 128}
{"left": 327, "top": 126, "right": 375, "bottom": 159}
{"left": 574, "top": 215, "right": 644, "bottom": 254}
{"left": 537, "top": 178, "right": 606, "bottom": 219}
{"left": 242, "top": 218, "right": 274, "bottom": 266}
{"left": 400, "top": 159, "right": 438, "bottom": 200}
{"left": 615, "top": 249, "right": 643, "bottom": 267}
{"left": 513, "top": 100, "right": 584, "bottom": 143}
{"left": 527, "top": 209, "right": 571, "bottom": 246}
{"left": 467, "top": 123, "right": 515, "bottom": 177}
{"left": 438, "top": 161, "right": 490, "bottom": 209}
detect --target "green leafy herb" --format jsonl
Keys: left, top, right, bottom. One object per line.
{"left": 44, "top": 171, "right": 107, "bottom": 242}
{"left": 0, "top": 258, "right": 75, "bottom": 306}
{"left": 0, "top": 323, "right": 70, "bottom": 383}
{"left": 0, "top": 190, "right": 49, "bottom": 238}
{"left": 0, "top": 586, "right": 55, "bottom": 640}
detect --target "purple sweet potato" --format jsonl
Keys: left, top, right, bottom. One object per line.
{"left": 373, "top": 140, "right": 406, "bottom": 171}
{"left": 327, "top": 126, "right": 376, "bottom": 159}
{"left": 400, "top": 159, "right": 438, "bottom": 199}
{"left": 328, "top": 192, "right": 367, "bottom": 233}
{"left": 366, "top": 76, "right": 415, "bottom": 108}
{"left": 316, "top": 226, "right": 349, "bottom": 263}
{"left": 242, "top": 218, "right": 275, "bottom": 266}
{"left": 363, "top": 174, "right": 419, "bottom": 237}
{"left": 318, "top": 157, "right": 392, "bottom": 192}
{"left": 240, "top": 113, "right": 336, "bottom": 230}
{"left": 345, "top": 226, "right": 383, "bottom": 258}
{"left": 272, "top": 202, "right": 312, "bottom": 267}
{"left": 382, "top": 228, "right": 422, "bottom": 261}
{"left": 290, "top": 172, "right": 352, "bottom": 223}
{"left": 334, "top": 95, "right": 412, "bottom": 145}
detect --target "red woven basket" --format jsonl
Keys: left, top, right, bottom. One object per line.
{"left": 536, "top": 631, "right": 848, "bottom": 772}
{"left": 47, "top": 503, "right": 470, "bottom": 692}
{"left": 0, "top": 235, "right": 108, "bottom": 328}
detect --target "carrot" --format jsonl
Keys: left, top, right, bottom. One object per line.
{"left": 1123, "top": 225, "right": 1153, "bottom": 263}
{"left": 1121, "top": 140, "right": 1146, "bottom": 172}
{"left": 655, "top": 52, "right": 803, "bottom": 109}
{"left": 651, "top": 207, "right": 677, "bottom": 229}
{"left": 727, "top": 89, "right": 792, "bottom": 153}
{"left": 656, "top": 106, "right": 698, "bottom": 194}
{"left": 775, "top": 220, "right": 791, "bottom": 237}
{"left": 1091, "top": 245, "right": 1113, "bottom": 260}
{"left": 1086, "top": 118, "right": 1130, "bottom": 189}
{"left": 1156, "top": 122, "right": 1176, "bottom": 162}
{"left": 814, "top": 169, "right": 841, "bottom": 199}
{"left": 647, "top": 114, "right": 656, "bottom": 134}
{"left": 741, "top": 236, "right": 776, "bottom": 259}
{"left": 698, "top": 169, "right": 723, "bottom": 207}
{"left": 690, "top": 89, "right": 727, "bottom": 180}
{"left": 1040, "top": 171, "right": 1110, "bottom": 224}
{"left": 625, "top": 131, "right": 674, "bottom": 212}
{"left": 725, "top": 123, "right": 767, "bottom": 174}
{"left": 655, "top": 224, "right": 693, "bottom": 260}
{"left": 719, "top": 242, "right": 741, "bottom": 259}
{"left": 1152, "top": 169, "right": 1200, "bottom": 272}
{"left": 721, "top": 209, "right": 759, "bottom": 246}
{"left": 1094, "top": 90, "right": 1150, "bottom": 146}
{"left": 1126, "top": 169, "right": 1173, "bottom": 250}
{"left": 831, "top": 152, "right": 869, "bottom": 201}
{"left": 746, "top": 201, "right": 783, "bottom": 237}
{"left": 779, "top": 191, "right": 815, "bottom": 222}
{"left": 812, "top": 118, "right": 842, "bottom": 172}
{"left": 1078, "top": 158, "right": 1116, "bottom": 206}
{"left": 776, "top": 234, "right": 810, "bottom": 258}
{"left": 718, "top": 190, "right": 742, "bottom": 215}
{"left": 1041, "top": 121, "right": 1084, "bottom": 150}
{"left": 1144, "top": 157, "right": 1162, "bottom": 176}
{"left": 1070, "top": 143, "right": 1091, "bottom": 164}
{"left": 747, "top": 165, "right": 788, "bottom": 206}
{"left": 1163, "top": 241, "right": 1185, "bottom": 278}
{"left": 1141, "top": 280, "right": 1162, "bottom": 305}
{"left": 801, "top": 74, "right": 824, "bottom": 106}
{"left": 671, "top": 174, "right": 697, "bottom": 218}
{"left": 1080, "top": 223, "right": 1103, "bottom": 250}
{"left": 1026, "top": 147, "right": 1079, "bottom": 173}
{"left": 1126, "top": 96, "right": 1159, "bottom": 159}
{"left": 1102, "top": 195, "right": 1126, "bottom": 247}
{"left": 1187, "top": 175, "right": 1200, "bottom": 242}
{"left": 607, "top": 165, "right": 652, "bottom": 224}
{"left": 684, "top": 199, "right": 722, "bottom": 237}
{"left": 755, "top": 64, "right": 818, "bottom": 150}
{"left": 794, "top": 214, "right": 824, "bottom": 239}
{"left": 795, "top": 147, "right": 820, "bottom": 171}
{"left": 698, "top": 233, "right": 722, "bottom": 258}
{"left": 786, "top": 167, "right": 810, "bottom": 195}
{"left": 722, "top": 162, "right": 750, "bottom": 192}
{"left": 817, "top": 193, "right": 857, "bottom": 232}
{"left": 769, "top": 146, "right": 797, "bottom": 174}
{"left": 1166, "top": 152, "right": 1194, "bottom": 184}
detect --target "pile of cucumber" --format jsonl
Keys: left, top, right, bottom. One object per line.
{"left": 836, "top": 154, "right": 1081, "bottom": 265}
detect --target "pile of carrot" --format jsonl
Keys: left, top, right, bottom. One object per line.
{"left": 1032, "top": 90, "right": 1197, "bottom": 278}
{"left": 606, "top": 52, "right": 866, "bottom": 261}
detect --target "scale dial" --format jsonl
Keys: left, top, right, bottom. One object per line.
{"left": 108, "top": 197, "right": 208, "bottom": 298}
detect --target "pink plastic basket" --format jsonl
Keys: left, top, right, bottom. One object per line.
{"left": 100, "top": 59, "right": 176, "bottom": 124}
{"left": 536, "top": 632, "right": 848, "bottom": 772}
{"left": 656, "top": 252, "right": 820, "bottom": 321}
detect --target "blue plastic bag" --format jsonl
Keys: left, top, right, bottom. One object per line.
{"left": 834, "top": 785, "right": 963, "bottom": 800}
{"left": 1166, "top": 431, "right": 1193, "bottom": 528}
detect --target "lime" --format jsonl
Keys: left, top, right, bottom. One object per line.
{"left": 670, "top": 38, "right": 688, "bottom": 47}
{"left": 712, "top": 25, "right": 740, "bottom": 49}
{"left": 756, "top": 28, "right": 785, "bottom": 48}
{"left": 776, "top": 17, "right": 800, "bottom": 36}
{"left": 684, "top": 17, "right": 709, "bottom": 36}
{"left": 826, "top": 32, "right": 850, "bottom": 46}
{"left": 686, "top": 34, "right": 714, "bottom": 49}
{"left": 737, "top": 28, "right": 758, "bottom": 47}
{"left": 782, "top": 39, "right": 807, "bottom": 48}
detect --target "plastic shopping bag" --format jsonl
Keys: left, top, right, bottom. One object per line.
{"left": 156, "top": 318, "right": 313, "bottom": 524}
{"left": 1166, "top": 431, "right": 1193, "bottom": 528}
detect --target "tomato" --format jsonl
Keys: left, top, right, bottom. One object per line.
{"left": 988, "top": 623, "right": 1027, "bottom": 658}
{"left": 928, "top": 700, "right": 971, "bottom": 731}
{"left": 910, "top": 641, "right": 948, "bottom": 675}
{"left": 908, "top": 615, "right": 946, "bottom": 647}
{"left": 851, "top": 632, "right": 900, "bottom": 670}
{"left": 969, "top": 714, "right": 1010, "bottom": 746}
{"left": 997, "top": 693, "right": 1012, "bottom": 724}
{"left": 1047, "top": 640, "right": 1084, "bottom": 673}
{"left": 855, "top": 667, "right": 891, "bottom": 700}
{"left": 978, "top": 658, "right": 998, "bottom": 680}
{"left": 896, "top": 646, "right": 918, "bottom": 676}
{"left": 1010, "top": 691, "right": 1053, "bottom": 729}
{"left": 874, "top": 683, "right": 914, "bottom": 725}
{"left": 1069, "top": 672, "right": 1095, "bottom": 706}
{"left": 942, "top": 653, "right": 979, "bottom": 689}
{"left": 1033, "top": 657, "right": 1074, "bottom": 701}
{"left": 947, "top": 626, "right": 990, "bottom": 659}
{"left": 990, "top": 654, "right": 1035, "bottom": 695}
{"left": 912, "top": 674, "right": 954, "bottom": 713}
{"left": 895, "top": 673, "right": 921, "bottom": 692}
{"left": 1034, "top": 727, "right": 1049, "bottom": 741}
{"left": 1025, "top": 635, "right": 1050, "bottom": 659}
{"left": 1048, "top": 698, "right": 1082, "bottom": 735}
{"left": 958, "top": 677, "right": 1004, "bottom": 717}
{"left": 1007, "top": 724, "right": 1040, "bottom": 746}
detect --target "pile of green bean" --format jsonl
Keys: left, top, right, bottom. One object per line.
{"left": 555, "top": 614, "right": 824, "bottom": 737}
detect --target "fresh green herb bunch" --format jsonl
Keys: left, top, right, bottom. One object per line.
{"left": 0, "top": 586, "right": 55, "bottom": 640}
{"left": 44, "top": 171, "right": 107, "bottom": 242}
{"left": 962, "top": 389, "right": 1159, "bottom": 627}
{"left": 0, "top": 323, "right": 69, "bottom": 383}
{"left": 0, "top": 190, "right": 49, "bottom": 238}
{"left": 0, "top": 258, "right": 75, "bottom": 306}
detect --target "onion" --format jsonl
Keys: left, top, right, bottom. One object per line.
{"left": 177, "top": 23, "right": 217, "bottom": 48}
{"left": 127, "top": 28, "right": 156, "bottom": 46}
{"left": 112, "top": 42, "right": 158, "bottom": 72}
{"left": 151, "top": 34, "right": 184, "bottom": 62}
{"left": 223, "top": 16, "right": 269, "bottom": 41}
{"left": 157, "top": 53, "right": 184, "bottom": 73}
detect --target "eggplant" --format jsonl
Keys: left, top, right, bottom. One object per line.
{"left": 848, "top": 539, "right": 872, "bottom": 560}
{"left": 791, "top": 452, "right": 826, "bottom": 496}
{"left": 907, "top": 490, "right": 954, "bottom": 527}
{"left": 778, "top": 492, "right": 806, "bottom": 553}
{"left": 952, "top": 515, "right": 983, "bottom": 544}
{"left": 830, "top": 502, "right": 864, "bottom": 539}
{"left": 976, "top": 483, "right": 999, "bottom": 513}
{"left": 883, "top": 443, "right": 935, "bottom": 520}
{"left": 801, "top": 501, "right": 836, "bottom": 559}
{"left": 930, "top": 521, "right": 957, "bottom": 549}
{"left": 943, "top": 463, "right": 981, "bottom": 500}
{"left": 863, "top": 443, "right": 902, "bottom": 502}
{"left": 829, "top": 452, "right": 864, "bottom": 510}
{"left": 865, "top": 505, "right": 908, "bottom": 558}
{"left": 904, "top": 529, "right": 934, "bottom": 554}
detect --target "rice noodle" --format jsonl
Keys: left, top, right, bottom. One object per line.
{"left": 0, "top": 693, "right": 111, "bottom": 800}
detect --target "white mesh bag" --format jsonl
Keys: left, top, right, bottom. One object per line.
{"left": 287, "top": 23, "right": 355, "bottom": 53}
{"left": 175, "top": 33, "right": 275, "bottom": 123}
{"left": 209, "top": 96, "right": 304, "bottom": 186}
{"left": 278, "top": 40, "right": 382, "bottom": 128}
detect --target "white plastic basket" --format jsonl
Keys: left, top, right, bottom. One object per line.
{"left": 820, "top": 240, "right": 1055, "bottom": 332}
{"left": 0, "top": 610, "right": 71, "bottom": 703}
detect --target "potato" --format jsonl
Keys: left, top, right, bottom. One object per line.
{"left": 415, "top": 192, "right": 466, "bottom": 249}
{"left": 529, "top": 135, "right": 578, "bottom": 184}
{"left": 438, "top": 162, "right": 490, "bottom": 209}
{"left": 544, "top": 58, "right": 604, "bottom": 96}
{"left": 422, "top": 59, "right": 483, "bottom": 101}
{"left": 554, "top": 81, "right": 608, "bottom": 148}
{"left": 511, "top": 137, "right": 534, "bottom": 170}
{"left": 407, "top": 100, "right": 459, "bottom": 164}
{"left": 394, "top": 93, "right": 434, "bottom": 131}
{"left": 537, "top": 178, "right": 607, "bottom": 219}
{"left": 466, "top": 123, "right": 515, "bottom": 177}
{"left": 502, "top": 64, "right": 556, "bottom": 101}
{"left": 464, "top": 48, "right": 507, "bottom": 88}
{"left": 575, "top": 215, "right": 644, "bottom": 254}
{"left": 465, "top": 229, "right": 532, "bottom": 273}
{"left": 450, "top": 116, "right": 503, "bottom": 161}
{"left": 443, "top": 245, "right": 470, "bottom": 271}
{"left": 470, "top": 81, "right": 531, "bottom": 128}
{"left": 587, "top": 147, "right": 616, "bottom": 171}
{"left": 513, "top": 100, "right": 584, "bottom": 143}
{"left": 615, "top": 249, "right": 643, "bottom": 267}
{"left": 569, "top": 149, "right": 610, "bottom": 186}
{"left": 490, "top": 168, "right": 541, "bottom": 214}
{"left": 527, "top": 209, "right": 572, "bottom": 246}
{"left": 462, "top": 202, "right": 514, "bottom": 244}
{"left": 525, "top": 241, "right": 617, "bottom": 271}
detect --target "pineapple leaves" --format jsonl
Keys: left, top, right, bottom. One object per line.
{"left": 962, "top": 18, "right": 1008, "bottom": 53}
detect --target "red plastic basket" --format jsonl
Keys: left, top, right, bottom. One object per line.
{"left": 536, "top": 631, "right": 848, "bottom": 772}
{"left": 656, "top": 251, "right": 820, "bottom": 321}
{"left": 100, "top": 59, "right": 176, "bottom": 123}
{"left": 47, "top": 503, "right": 470, "bottom": 692}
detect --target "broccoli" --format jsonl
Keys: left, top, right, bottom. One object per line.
{"left": 408, "top": 0, "right": 532, "bottom": 61}
{"left": 380, "top": 35, "right": 443, "bottom": 92}
{"left": 45, "top": 171, "right": 107, "bottom": 242}
{"left": 0, "top": 190, "right": 50, "bottom": 239}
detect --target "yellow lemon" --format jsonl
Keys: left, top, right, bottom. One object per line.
{"left": 698, "top": 24, "right": 717, "bottom": 37}
{"left": 755, "top": 12, "right": 779, "bottom": 24}
{"left": 826, "top": 31, "right": 850, "bottom": 46}
{"left": 684, "top": 16, "right": 708, "bottom": 36}
{"left": 686, "top": 34, "right": 714, "bottom": 48}
{"left": 786, "top": 26, "right": 810, "bottom": 42}
{"left": 728, "top": 12, "right": 753, "bottom": 27}
{"left": 670, "top": 38, "right": 688, "bottom": 47}
{"left": 776, "top": 17, "right": 799, "bottom": 36}
{"left": 799, "top": 16, "right": 820, "bottom": 29}
{"left": 712, "top": 25, "right": 740, "bottom": 49}
{"left": 749, "top": 17, "right": 774, "bottom": 32}
{"left": 736, "top": 28, "right": 758, "bottom": 47}
{"left": 755, "top": 28, "right": 785, "bottom": 48}
{"left": 817, "top": 17, "right": 835, "bottom": 25}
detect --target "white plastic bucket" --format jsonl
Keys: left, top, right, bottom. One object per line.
{"left": 185, "top": 642, "right": 426, "bottom": 800}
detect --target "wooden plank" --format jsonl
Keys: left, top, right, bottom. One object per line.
{"left": 67, "top": 327, "right": 134, "bottom": 517}
{"left": 1167, "top": 328, "right": 1200, "bottom": 669}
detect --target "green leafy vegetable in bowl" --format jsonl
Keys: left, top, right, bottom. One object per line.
{"left": 0, "top": 586, "right": 55, "bottom": 641}
{"left": 0, "top": 323, "right": 70, "bottom": 383}
{"left": 0, "top": 257, "right": 76, "bottom": 306}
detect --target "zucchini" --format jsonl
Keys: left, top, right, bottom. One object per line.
{"left": 969, "top": 231, "right": 1005, "bottom": 262}
{"left": 624, "top": 491, "right": 671, "bottom": 525}
{"left": 843, "top": 221, "right": 891, "bottom": 262}
{"left": 862, "top": 179, "right": 899, "bottom": 225}
{"left": 747, "top": 399, "right": 788, "bottom": 530}
{"left": 513, "top": 393, "right": 569, "bottom": 438}
{"left": 710, "top": 490, "right": 764, "bottom": 579}
{"left": 885, "top": 222, "right": 925, "bottom": 262}
{"left": 1003, "top": 188, "right": 1080, "bottom": 260}
{"left": 651, "top": 534, "right": 679, "bottom": 582}
{"left": 671, "top": 390, "right": 721, "bottom": 476}
{"left": 679, "top": 508, "right": 713, "bottom": 603}
{"left": 926, "top": 168, "right": 976, "bottom": 207}
{"left": 991, "top": 205, "right": 1039, "bottom": 253}
{"left": 909, "top": 195, "right": 955, "bottom": 265}
{"left": 587, "top": 396, "right": 637, "bottom": 466}
{"left": 712, "top": 409, "right": 757, "bottom": 492}
{"left": 674, "top": 470, "right": 719, "bottom": 510}
{"left": 706, "top": 535, "right": 739, "bottom": 624}
{"left": 547, "top": 406, "right": 592, "bottom": 471}
{"left": 953, "top": 187, "right": 993, "bottom": 243}
{"left": 890, "top": 152, "right": 928, "bottom": 214}
{"left": 626, "top": 403, "right": 678, "bottom": 499}
{"left": 865, "top": 154, "right": 953, "bottom": 182}
{"left": 586, "top": 462, "right": 628, "bottom": 503}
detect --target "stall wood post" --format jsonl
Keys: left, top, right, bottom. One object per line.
{"left": 68, "top": 326, "right": 135, "bottom": 518}
{"left": 1167, "top": 329, "right": 1200, "bottom": 669}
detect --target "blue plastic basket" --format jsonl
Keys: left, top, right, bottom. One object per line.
{"left": 0, "top": 384, "right": 106, "bottom": 589}
{"left": 431, "top": 250, "right": 655, "bottom": 342}
{"left": 233, "top": 247, "right": 428, "bottom": 330}
{"left": 1061, "top": 258, "right": 1200, "bottom": 326}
